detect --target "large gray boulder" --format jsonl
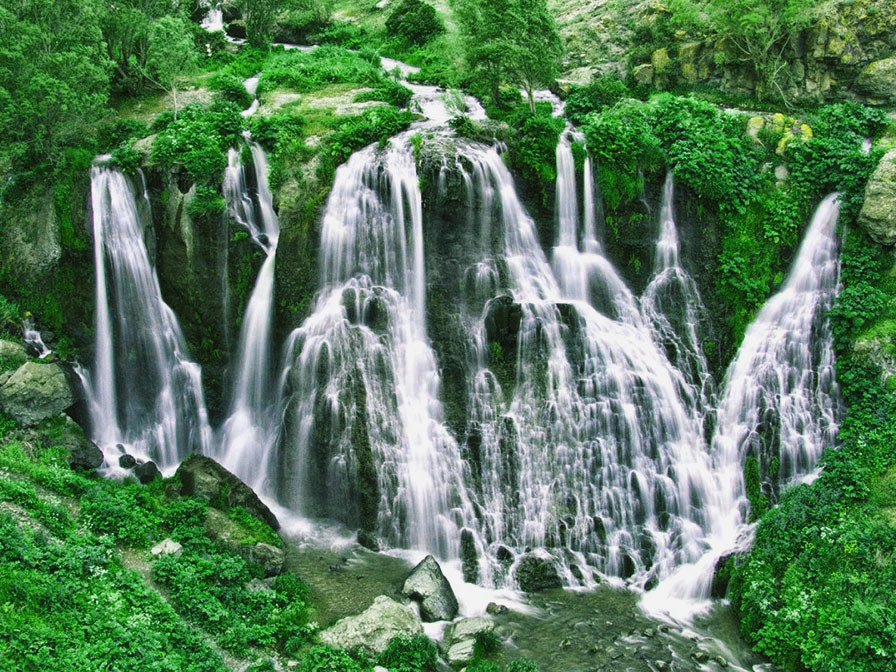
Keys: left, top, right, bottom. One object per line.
{"left": 400, "top": 554, "right": 459, "bottom": 622}
{"left": 858, "top": 149, "right": 896, "bottom": 245}
{"left": 319, "top": 595, "right": 423, "bottom": 654}
{"left": 175, "top": 454, "right": 279, "bottom": 530}
{"left": 0, "top": 361, "right": 73, "bottom": 426}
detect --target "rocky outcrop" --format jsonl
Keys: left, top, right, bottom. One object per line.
{"left": 319, "top": 595, "right": 423, "bottom": 654}
{"left": 0, "top": 361, "right": 74, "bottom": 426}
{"left": 401, "top": 554, "right": 459, "bottom": 622}
{"left": 856, "top": 56, "right": 896, "bottom": 102}
{"left": 48, "top": 414, "right": 104, "bottom": 471}
{"left": 0, "top": 340, "right": 27, "bottom": 371}
{"left": 514, "top": 553, "right": 562, "bottom": 592}
{"left": 445, "top": 617, "right": 496, "bottom": 666}
{"left": 204, "top": 508, "right": 285, "bottom": 577}
{"left": 175, "top": 454, "right": 280, "bottom": 530}
{"left": 858, "top": 149, "right": 896, "bottom": 245}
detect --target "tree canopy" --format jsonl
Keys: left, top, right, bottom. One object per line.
{"left": 452, "top": 0, "right": 562, "bottom": 113}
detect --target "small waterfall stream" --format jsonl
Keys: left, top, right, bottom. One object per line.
{"left": 84, "top": 164, "right": 212, "bottom": 469}
{"left": 218, "top": 144, "right": 283, "bottom": 487}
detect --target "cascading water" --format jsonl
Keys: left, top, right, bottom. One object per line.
{"left": 84, "top": 164, "right": 211, "bottom": 469}
{"left": 277, "top": 138, "right": 481, "bottom": 559}
{"left": 641, "top": 172, "right": 715, "bottom": 417}
{"left": 714, "top": 193, "right": 842, "bottom": 494}
{"left": 454, "top": 141, "right": 718, "bottom": 587}
{"left": 218, "top": 144, "right": 283, "bottom": 487}
{"left": 645, "top": 193, "right": 843, "bottom": 614}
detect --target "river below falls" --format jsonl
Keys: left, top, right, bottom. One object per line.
{"left": 283, "top": 533, "right": 777, "bottom": 672}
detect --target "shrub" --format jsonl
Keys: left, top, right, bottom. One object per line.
{"left": 377, "top": 635, "right": 438, "bottom": 672}
{"left": 565, "top": 76, "right": 629, "bottom": 125}
{"left": 385, "top": 0, "right": 445, "bottom": 46}
{"left": 299, "top": 645, "right": 362, "bottom": 672}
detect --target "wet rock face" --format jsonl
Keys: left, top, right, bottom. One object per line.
{"left": 0, "top": 361, "right": 74, "bottom": 427}
{"left": 319, "top": 595, "right": 423, "bottom": 654}
{"left": 514, "top": 553, "right": 563, "bottom": 592}
{"left": 858, "top": 149, "right": 896, "bottom": 245}
{"left": 400, "top": 554, "right": 459, "bottom": 622}
{"left": 175, "top": 454, "right": 280, "bottom": 530}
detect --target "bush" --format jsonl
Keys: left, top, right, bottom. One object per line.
{"left": 258, "top": 46, "right": 382, "bottom": 94}
{"left": 211, "top": 72, "right": 254, "bottom": 109}
{"left": 565, "top": 76, "right": 629, "bottom": 125}
{"left": 151, "top": 102, "right": 244, "bottom": 184}
{"left": 355, "top": 80, "right": 414, "bottom": 108}
{"left": 299, "top": 645, "right": 362, "bottom": 672}
{"left": 507, "top": 660, "right": 539, "bottom": 672}
{"left": 377, "top": 635, "right": 438, "bottom": 672}
{"left": 385, "top": 0, "right": 445, "bottom": 47}
{"left": 325, "top": 106, "right": 415, "bottom": 165}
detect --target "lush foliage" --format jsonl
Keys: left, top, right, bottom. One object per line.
{"left": 324, "top": 106, "right": 415, "bottom": 165}
{"left": 0, "top": 434, "right": 316, "bottom": 669}
{"left": 376, "top": 634, "right": 438, "bottom": 671}
{"left": 147, "top": 15, "right": 199, "bottom": 119}
{"left": 151, "top": 102, "right": 244, "bottom": 184}
{"left": 386, "top": 0, "right": 444, "bottom": 47}
{"left": 452, "top": 0, "right": 562, "bottom": 112}
{"left": 565, "top": 76, "right": 630, "bottom": 126}
{"left": 257, "top": 46, "right": 384, "bottom": 95}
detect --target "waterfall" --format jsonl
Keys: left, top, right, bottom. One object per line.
{"left": 641, "top": 172, "right": 714, "bottom": 417}
{"left": 454, "top": 141, "right": 717, "bottom": 587}
{"left": 714, "top": 193, "right": 842, "bottom": 493}
{"left": 645, "top": 193, "right": 842, "bottom": 614}
{"left": 218, "top": 144, "right": 283, "bottom": 488}
{"left": 85, "top": 165, "right": 211, "bottom": 468}
{"left": 278, "top": 138, "right": 480, "bottom": 558}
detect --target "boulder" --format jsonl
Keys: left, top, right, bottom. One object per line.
{"left": 151, "top": 538, "right": 183, "bottom": 557}
{"left": 446, "top": 639, "right": 476, "bottom": 666}
{"left": 0, "top": 361, "right": 73, "bottom": 426}
{"left": 205, "top": 508, "right": 285, "bottom": 577}
{"left": 858, "top": 149, "right": 896, "bottom": 245}
{"left": 514, "top": 553, "right": 562, "bottom": 592}
{"left": 856, "top": 57, "right": 896, "bottom": 102}
{"left": 176, "top": 454, "right": 279, "bottom": 529}
{"left": 38, "top": 414, "right": 103, "bottom": 471}
{"left": 119, "top": 454, "right": 137, "bottom": 469}
{"left": 319, "top": 595, "right": 423, "bottom": 655}
{"left": 447, "top": 617, "right": 495, "bottom": 646}
{"left": 0, "top": 340, "right": 27, "bottom": 370}
{"left": 134, "top": 460, "right": 161, "bottom": 484}
{"left": 401, "top": 554, "right": 459, "bottom": 622}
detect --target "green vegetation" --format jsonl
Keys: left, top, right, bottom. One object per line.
{"left": 386, "top": 0, "right": 445, "bottom": 47}
{"left": 376, "top": 634, "right": 438, "bottom": 671}
{"left": 147, "top": 16, "right": 199, "bottom": 119}
{"left": 452, "top": 0, "right": 562, "bottom": 112}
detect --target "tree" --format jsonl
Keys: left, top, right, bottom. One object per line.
{"left": 672, "top": 0, "right": 815, "bottom": 102}
{"left": 452, "top": 0, "right": 562, "bottom": 113}
{"left": 0, "top": 0, "right": 111, "bottom": 176}
{"left": 147, "top": 16, "right": 198, "bottom": 119}
{"left": 385, "top": 0, "right": 444, "bottom": 47}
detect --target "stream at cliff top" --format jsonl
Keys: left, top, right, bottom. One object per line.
{"left": 85, "top": 31, "right": 841, "bottom": 665}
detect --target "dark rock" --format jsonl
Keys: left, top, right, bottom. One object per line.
{"left": 119, "top": 453, "right": 137, "bottom": 469}
{"left": 496, "top": 545, "right": 514, "bottom": 565}
{"left": 460, "top": 527, "right": 479, "bottom": 583}
{"left": 711, "top": 553, "right": 736, "bottom": 598}
{"left": 225, "top": 19, "right": 246, "bottom": 39}
{"left": 514, "top": 553, "right": 562, "bottom": 592}
{"left": 484, "top": 295, "right": 522, "bottom": 350}
{"left": 176, "top": 454, "right": 279, "bottom": 530}
{"left": 401, "top": 554, "right": 459, "bottom": 622}
{"left": 44, "top": 415, "right": 103, "bottom": 472}
{"left": 135, "top": 460, "right": 161, "bottom": 484}
{"left": 357, "top": 529, "right": 380, "bottom": 551}
{"left": 486, "top": 602, "right": 508, "bottom": 615}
